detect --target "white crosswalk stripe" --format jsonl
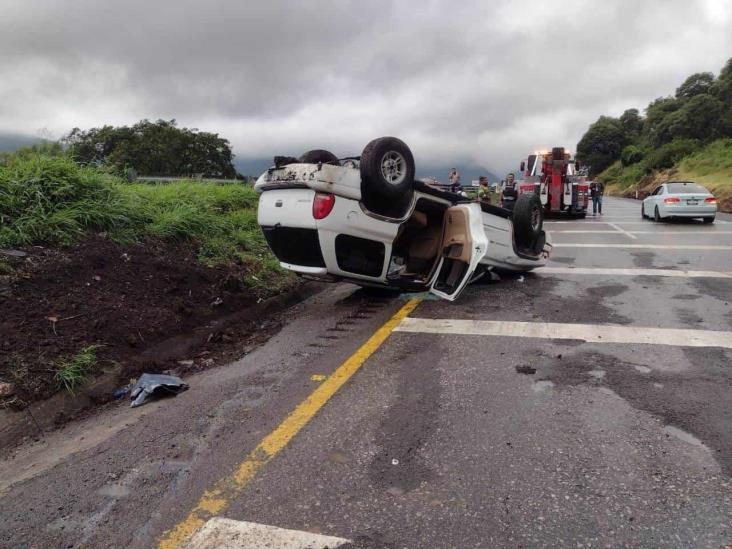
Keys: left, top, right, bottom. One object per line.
{"left": 553, "top": 243, "right": 732, "bottom": 250}
{"left": 184, "top": 518, "right": 350, "bottom": 549}
{"left": 395, "top": 318, "right": 732, "bottom": 349}
{"left": 535, "top": 266, "right": 732, "bottom": 278}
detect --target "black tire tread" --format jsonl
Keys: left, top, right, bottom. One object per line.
{"left": 299, "top": 149, "right": 339, "bottom": 164}
{"left": 513, "top": 193, "right": 543, "bottom": 248}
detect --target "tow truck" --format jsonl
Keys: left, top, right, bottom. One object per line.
{"left": 516, "top": 147, "right": 589, "bottom": 218}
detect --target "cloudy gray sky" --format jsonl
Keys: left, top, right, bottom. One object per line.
{"left": 1, "top": 0, "right": 731, "bottom": 174}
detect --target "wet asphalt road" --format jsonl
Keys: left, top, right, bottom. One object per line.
{"left": 1, "top": 197, "right": 731, "bottom": 548}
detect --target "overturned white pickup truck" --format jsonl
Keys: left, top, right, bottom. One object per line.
{"left": 255, "top": 137, "right": 552, "bottom": 301}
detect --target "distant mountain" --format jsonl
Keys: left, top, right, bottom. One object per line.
{"left": 0, "top": 132, "right": 42, "bottom": 152}
{"left": 233, "top": 157, "right": 274, "bottom": 178}
{"left": 417, "top": 160, "right": 500, "bottom": 187}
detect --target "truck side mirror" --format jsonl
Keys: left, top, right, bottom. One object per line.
{"left": 520, "top": 161, "right": 525, "bottom": 172}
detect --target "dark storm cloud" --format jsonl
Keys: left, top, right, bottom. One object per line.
{"left": 1, "top": 0, "right": 731, "bottom": 173}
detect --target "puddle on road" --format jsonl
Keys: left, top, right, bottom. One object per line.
{"left": 532, "top": 380, "right": 554, "bottom": 393}
{"left": 634, "top": 365, "right": 652, "bottom": 374}
{"left": 663, "top": 425, "right": 710, "bottom": 452}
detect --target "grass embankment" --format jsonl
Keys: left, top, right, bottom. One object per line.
{"left": 599, "top": 139, "right": 732, "bottom": 211}
{"left": 0, "top": 154, "right": 293, "bottom": 401}
{"left": 0, "top": 154, "right": 288, "bottom": 289}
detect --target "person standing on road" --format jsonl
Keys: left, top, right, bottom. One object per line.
{"left": 590, "top": 180, "right": 604, "bottom": 215}
{"left": 500, "top": 172, "right": 518, "bottom": 211}
{"left": 448, "top": 168, "right": 461, "bottom": 187}
{"left": 477, "top": 177, "right": 490, "bottom": 203}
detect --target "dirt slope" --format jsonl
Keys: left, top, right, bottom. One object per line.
{"left": 0, "top": 236, "right": 298, "bottom": 412}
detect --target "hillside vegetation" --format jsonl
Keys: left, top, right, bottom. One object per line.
{"left": 577, "top": 57, "right": 732, "bottom": 211}
{"left": 599, "top": 138, "right": 732, "bottom": 210}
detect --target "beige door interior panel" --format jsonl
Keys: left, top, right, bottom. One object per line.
{"left": 441, "top": 207, "right": 473, "bottom": 262}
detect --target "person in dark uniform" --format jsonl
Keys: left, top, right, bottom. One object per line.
{"left": 500, "top": 172, "right": 518, "bottom": 211}
{"left": 589, "top": 180, "right": 605, "bottom": 215}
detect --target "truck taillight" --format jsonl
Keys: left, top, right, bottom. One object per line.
{"left": 705, "top": 197, "right": 718, "bottom": 204}
{"left": 313, "top": 192, "right": 336, "bottom": 219}
{"left": 664, "top": 197, "right": 680, "bottom": 204}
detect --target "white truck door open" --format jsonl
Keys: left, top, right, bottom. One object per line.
{"left": 429, "top": 203, "right": 488, "bottom": 301}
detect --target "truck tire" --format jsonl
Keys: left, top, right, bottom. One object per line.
{"left": 299, "top": 149, "right": 339, "bottom": 164}
{"left": 273, "top": 155, "right": 299, "bottom": 168}
{"left": 513, "top": 193, "right": 543, "bottom": 248}
{"left": 360, "top": 137, "right": 415, "bottom": 215}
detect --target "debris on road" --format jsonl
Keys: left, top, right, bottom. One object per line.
{"left": 113, "top": 384, "right": 132, "bottom": 399}
{"left": 0, "top": 382, "right": 15, "bottom": 397}
{"left": 129, "top": 373, "right": 189, "bottom": 408}
{"left": 515, "top": 365, "right": 537, "bottom": 375}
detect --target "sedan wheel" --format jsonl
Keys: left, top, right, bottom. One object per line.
{"left": 654, "top": 206, "right": 662, "bottom": 222}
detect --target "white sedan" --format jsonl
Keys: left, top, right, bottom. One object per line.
{"left": 255, "top": 137, "right": 551, "bottom": 301}
{"left": 642, "top": 181, "right": 718, "bottom": 223}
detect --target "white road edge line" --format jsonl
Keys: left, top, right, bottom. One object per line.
{"left": 184, "top": 518, "right": 351, "bottom": 549}
{"left": 535, "top": 267, "right": 732, "bottom": 278}
{"left": 395, "top": 318, "right": 732, "bottom": 349}
{"left": 553, "top": 243, "right": 732, "bottom": 250}
{"left": 607, "top": 222, "right": 638, "bottom": 240}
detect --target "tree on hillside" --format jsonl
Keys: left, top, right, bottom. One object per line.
{"left": 64, "top": 119, "right": 236, "bottom": 178}
{"left": 675, "top": 72, "right": 715, "bottom": 99}
{"left": 576, "top": 116, "right": 629, "bottom": 175}
{"left": 619, "top": 108, "right": 643, "bottom": 139}
{"left": 666, "top": 94, "right": 726, "bottom": 142}
{"left": 641, "top": 96, "right": 682, "bottom": 147}
{"left": 710, "top": 57, "right": 732, "bottom": 103}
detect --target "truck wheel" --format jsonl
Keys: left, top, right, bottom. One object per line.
{"left": 513, "top": 193, "right": 543, "bottom": 248}
{"left": 299, "top": 149, "right": 339, "bottom": 164}
{"left": 360, "top": 137, "right": 415, "bottom": 215}
{"left": 273, "top": 155, "right": 300, "bottom": 168}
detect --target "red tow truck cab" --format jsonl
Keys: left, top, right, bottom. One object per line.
{"left": 517, "top": 147, "right": 589, "bottom": 218}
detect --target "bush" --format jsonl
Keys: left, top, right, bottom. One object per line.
{"left": 0, "top": 151, "right": 289, "bottom": 288}
{"left": 641, "top": 139, "right": 701, "bottom": 172}
{"left": 0, "top": 154, "right": 140, "bottom": 247}
{"left": 620, "top": 145, "right": 644, "bottom": 167}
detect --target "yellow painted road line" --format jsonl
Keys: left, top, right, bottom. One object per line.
{"left": 158, "top": 298, "right": 421, "bottom": 549}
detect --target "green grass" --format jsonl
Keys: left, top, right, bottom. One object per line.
{"left": 0, "top": 258, "right": 12, "bottom": 274}
{"left": 0, "top": 153, "right": 293, "bottom": 292}
{"left": 55, "top": 345, "right": 99, "bottom": 393}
